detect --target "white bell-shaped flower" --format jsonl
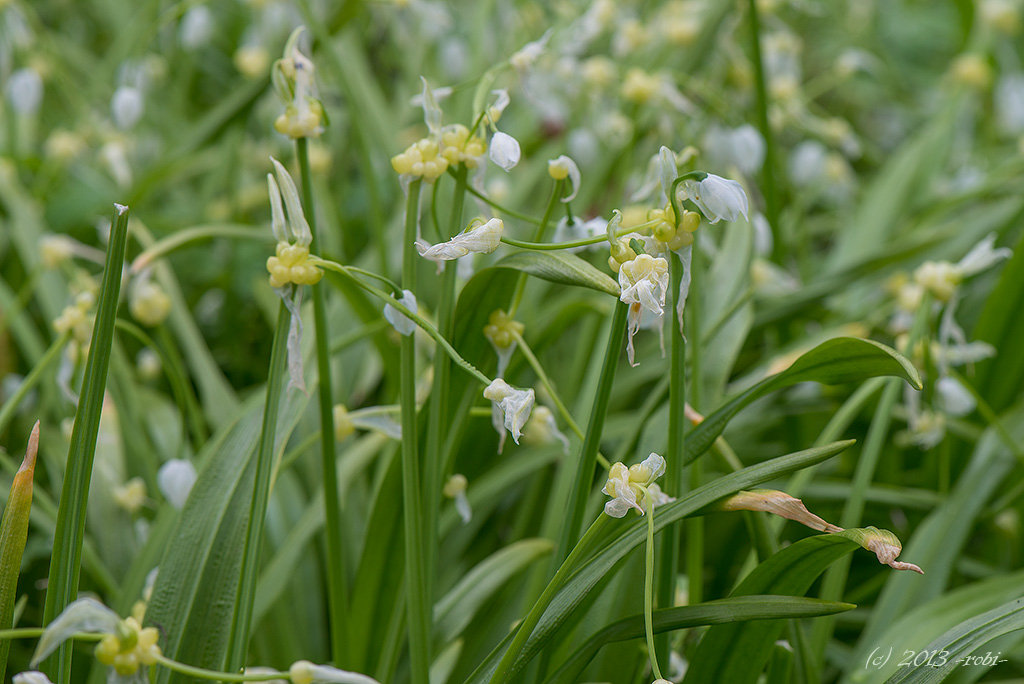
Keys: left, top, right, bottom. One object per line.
{"left": 679, "top": 174, "right": 749, "bottom": 224}
{"left": 488, "top": 132, "right": 521, "bottom": 171}
{"left": 618, "top": 254, "right": 670, "bottom": 366}
{"left": 483, "top": 378, "right": 535, "bottom": 453}
{"left": 289, "top": 660, "right": 381, "bottom": 684}
{"left": 548, "top": 155, "right": 581, "bottom": 202}
{"left": 157, "top": 459, "right": 198, "bottom": 510}
{"left": 383, "top": 289, "right": 418, "bottom": 337}
{"left": 601, "top": 453, "right": 668, "bottom": 518}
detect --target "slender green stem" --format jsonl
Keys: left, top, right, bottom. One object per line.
{"left": 155, "top": 654, "right": 287, "bottom": 682}
{"left": 224, "top": 299, "right": 290, "bottom": 672}
{"left": 747, "top": 0, "right": 783, "bottom": 261}
{"left": 130, "top": 225, "right": 269, "bottom": 273}
{"left": 686, "top": 244, "right": 704, "bottom": 607}
{"left": 312, "top": 258, "right": 491, "bottom": 386}
{"left": 0, "top": 332, "right": 69, "bottom": 437}
{"left": 155, "top": 324, "right": 208, "bottom": 446}
{"left": 464, "top": 184, "right": 542, "bottom": 226}
{"left": 498, "top": 220, "right": 660, "bottom": 252}
{"left": 556, "top": 301, "right": 628, "bottom": 562}
{"left": 344, "top": 266, "right": 401, "bottom": 294}
{"left": 296, "top": 137, "right": 349, "bottom": 667}
{"left": 655, "top": 250, "right": 687, "bottom": 663}
{"left": 947, "top": 367, "right": 1024, "bottom": 462}
{"left": 41, "top": 204, "right": 129, "bottom": 684}
{"left": 423, "top": 166, "right": 467, "bottom": 640}
{"left": 509, "top": 180, "right": 563, "bottom": 317}
{"left": 488, "top": 515, "right": 611, "bottom": 684}
{"left": 510, "top": 330, "right": 609, "bottom": 470}
{"left": 400, "top": 179, "right": 430, "bottom": 684}
{"left": 644, "top": 497, "right": 664, "bottom": 681}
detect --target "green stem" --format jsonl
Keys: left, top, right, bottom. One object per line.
{"left": 224, "top": 299, "right": 290, "bottom": 672}
{"left": 0, "top": 332, "right": 69, "bottom": 437}
{"left": 41, "top": 204, "right": 129, "bottom": 684}
{"left": 655, "top": 250, "right": 687, "bottom": 664}
{"left": 296, "top": 136, "right": 349, "bottom": 667}
{"left": 155, "top": 654, "right": 287, "bottom": 682}
{"left": 510, "top": 330, "right": 610, "bottom": 470}
{"left": 130, "top": 225, "right": 269, "bottom": 273}
{"left": 644, "top": 497, "right": 664, "bottom": 681}
{"left": 463, "top": 184, "right": 542, "bottom": 226}
{"left": 509, "top": 180, "right": 564, "bottom": 317}
{"left": 488, "top": 516, "right": 610, "bottom": 684}
{"left": 400, "top": 179, "right": 430, "bottom": 684}
{"left": 498, "top": 220, "right": 660, "bottom": 252}
{"left": 746, "top": 0, "right": 783, "bottom": 261}
{"left": 424, "top": 166, "right": 468, "bottom": 635}
{"left": 556, "top": 301, "right": 628, "bottom": 562}
{"left": 686, "top": 244, "right": 704, "bottom": 607}
{"left": 312, "top": 258, "right": 491, "bottom": 386}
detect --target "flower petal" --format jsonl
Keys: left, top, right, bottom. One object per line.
{"left": 32, "top": 598, "right": 120, "bottom": 666}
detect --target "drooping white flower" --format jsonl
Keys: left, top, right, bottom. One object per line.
{"left": 678, "top": 174, "right": 749, "bottom": 224}
{"left": 704, "top": 125, "right": 765, "bottom": 176}
{"left": 111, "top": 86, "right": 144, "bottom": 129}
{"left": 443, "top": 474, "right": 472, "bottom": 524}
{"left": 618, "top": 254, "right": 670, "bottom": 366}
{"left": 179, "top": 5, "right": 215, "bottom": 50}
{"left": 6, "top": 68, "right": 43, "bottom": 115}
{"left": 416, "top": 218, "right": 503, "bottom": 261}
{"left": 548, "top": 155, "right": 581, "bottom": 202}
{"left": 601, "top": 453, "right": 668, "bottom": 518}
{"left": 483, "top": 378, "right": 535, "bottom": 453}
{"left": 488, "top": 131, "right": 520, "bottom": 171}
{"left": 658, "top": 146, "right": 678, "bottom": 202}
{"left": 289, "top": 660, "right": 381, "bottom": 684}
{"left": 522, "top": 405, "right": 571, "bottom": 453}
{"left": 510, "top": 29, "right": 552, "bottom": 72}
{"left": 956, "top": 233, "right": 1012, "bottom": 277}
{"left": 383, "top": 289, "right": 418, "bottom": 337}
{"left": 936, "top": 376, "right": 976, "bottom": 416}
{"left": 32, "top": 599, "right": 118, "bottom": 663}
{"left": 158, "top": 459, "right": 198, "bottom": 510}
{"left": 14, "top": 672, "right": 54, "bottom": 684}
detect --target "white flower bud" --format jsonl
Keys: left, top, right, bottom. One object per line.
{"left": 157, "top": 459, "right": 198, "bottom": 510}
{"left": 483, "top": 379, "right": 535, "bottom": 452}
{"left": 111, "top": 86, "right": 144, "bottom": 129}
{"left": 679, "top": 174, "right": 749, "bottom": 224}
{"left": 179, "top": 6, "right": 214, "bottom": 50}
{"left": 547, "top": 155, "right": 581, "bottom": 202}
{"left": 383, "top": 289, "right": 418, "bottom": 336}
{"left": 488, "top": 132, "right": 520, "bottom": 171}
{"left": 6, "top": 68, "right": 43, "bottom": 115}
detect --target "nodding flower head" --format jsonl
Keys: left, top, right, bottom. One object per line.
{"left": 483, "top": 378, "right": 535, "bottom": 453}
{"left": 678, "top": 173, "right": 749, "bottom": 224}
{"left": 602, "top": 453, "right": 671, "bottom": 518}
{"left": 273, "top": 28, "right": 325, "bottom": 138}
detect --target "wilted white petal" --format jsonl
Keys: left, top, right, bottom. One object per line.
{"left": 483, "top": 379, "right": 535, "bottom": 448}
{"left": 416, "top": 218, "right": 503, "bottom": 261}
{"left": 270, "top": 157, "right": 312, "bottom": 245}
{"left": 603, "top": 497, "right": 633, "bottom": 518}
{"left": 383, "top": 289, "right": 418, "bottom": 336}
{"left": 282, "top": 287, "right": 306, "bottom": 393}
{"left": 489, "top": 132, "right": 520, "bottom": 171}
{"left": 658, "top": 146, "right": 678, "bottom": 200}
{"left": 14, "top": 672, "right": 54, "bottom": 684}
{"left": 157, "top": 459, "right": 198, "bottom": 509}
{"left": 680, "top": 174, "right": 749, "bottom": 224}
{"left": 111, "top": 86, "right": 144, "bottom": 129}
{"left": 675, "top": 245, "right": 692, "bottom": 335}
{"left": 454, "top": 491, "right": 472, "bottom": 523}
{"left": 419, "top": 76, "right": 443, "bottom": 138}
{"left": 409, "top": 85, "right": 452, "bottom": 108}
{"left": 488, "top": 88, "right": 510, "bottom": 121}
{"left": 936, "top": 376, "right": 976, "bottom": 416}
{"left": 267, "top": 174, "right": 287, "bottom": 242}
{"left": 32, "top": 598, "right": 120, "bottom": 666}
{"left": 956, "top": 233, "right": 1012, "bottom": 277}
{"left": 637, "top": 452, "right": 666, "bottom": 483}
{"left": 510, "top": 29, "right": 552, "bottom": 71}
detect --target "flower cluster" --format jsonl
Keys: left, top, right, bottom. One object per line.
{"left": 483, "top": 308, "right": 523, "bottom": 376}
{"left": 617, "top": 253, "right": 670, "bottom": 366}
{"left": 601, "top": 453, "right": 672, "bottom": 517}
{"left": 391, "top": 138, "right": 451, "bottom": 181}
{"left": 265, "top": 157, "right": 322, "bottom": 289}
{"left": 272, "top": 29, "right": 325, "bottom": 139}
{"left": 483, "top": 378, "right": 535, "bottom": 453}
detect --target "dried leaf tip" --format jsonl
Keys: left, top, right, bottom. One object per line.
{"left": 842, "top": 526, "right": 924, "bottom": 574}
{"left": 721, "top": 489, "right": 843, "bottom": 534}
{"left": 19, "top": 421, "right": 40, "bottom": 475}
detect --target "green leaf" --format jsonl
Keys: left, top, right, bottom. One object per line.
{"left": 974, "top": 229, "right": 1024, "bottom": 413}
{"left": 0, "top": 423, "right": 38, "bottom": 682}
{"left": 546, "top": 595, "right": 854, "bottom": 684}
{"left": 434, "top": 539, "right": 553, "bottom": 645}
{"left": 886, "top": 598, "right": 1024, "bottom": 684}
{"left": 466, "top": 439, "right": 854, "bottom": 683}
{"left": 147, "top": 387, "right": 309, "bottom": 683}
{"left": 41, "top": 204, "right": 130, "bottom": 684}
{"left": 491, "top": 251, "right": 620, "bottom": 296}
{"left": 682, "top": 535, "right": 863, "bottom": 684}
{"left": 685, "top": 337, "right": 921, "bottom": 465}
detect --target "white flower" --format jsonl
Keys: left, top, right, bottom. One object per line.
{"left": 383, "top": 289, "right": 418, "bottom": 336}
{"left": 510, "top": 29, "right": 552, "bottom": 72}
{"left": 489, "top": 131, "right": 521, "bottom": 171}
{"left": 487, "top": 88, "right": 510, "bottom": 124}
{"left": 956, "top": 233, "right": 1012, "bottom": 277}
{"left": 111, "top": 86, "right": 144, "bottom": 129}
{"left": 703, "top": 125, "right": 765, "bottom": 176}
{"left": 14, "top": 673, "right": 54, "bottom": 684}
{"left": 179, "top": 5, "right": 215, "bottom": 50}
{"left": 548, "top": 155, "right": 581, "bottom": 202}
{"left": 6, "top": 68, "right": 43, "bottom": 115}
{"left": 416, "top": 218, "right": 503, "bottom": 261}
{"left": 678, "top": 174, "right": 749, "bottom": 224}
{"left": 601, "top": 453, "right": 668, "bottom": 518}
{"left": 788, "top": 141, "right": 828, "bottom": 188}
{"left": 522, "top": 405, "right": 570, "bottom": 453}
{"left": 289, "top": 660, "right": 380, "bottom": 684}
{"left": 618, "top": 254, "right": 670, "bottom": 366}
{"left": 443, "top": 474, "right": 472, "bottom": 523}
{"left": 658, "top": 146, "right": 679, "bottom": 201}
{"left": 483, "top": 379, "right": 535, "bottom": 453}
{"left": 158, "top": 459, "right": 198, "bottom": 509}
{"left": 936, "top": 376, "right": 975, "bottom": 416}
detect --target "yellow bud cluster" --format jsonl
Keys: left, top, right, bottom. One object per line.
{"left": 649, "top": 205, "right": 700, "bottom": 250}
{"left": 274, "top": 99, "right": 324, "bottom": 139}
{"left": 621, "top": 68, "right": 660, "bottom": 104}
{"left": 333, "top": 404, "right": 355, "bottom": 441}
{"left": 950, "top": 54, "right": 992, "bottom": 89}
{"left": 607, "top": 237, "right": 638, "bottom": 273}
{"left": 483, "top": 309, "right": 524, "bottom": 349}
{"left": 53, "top": 291, "right": 95, "bottom": 342}
{"left": 94, "top": 617, "right": 161, "bottom": 676}
{"left": 391, "top": 138, "right": 449, "bottom": 181}
{"left": 440, "top": 125, "right": 487, "bottom": 167}
{"left": 130, "top": 280, "right": 172, "bottom": 327}
{"left": 913, "top": 260, "right": 961, "bottom": 302}
{"left": 266, "top": 241, "right": 323, "bottom": 289}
